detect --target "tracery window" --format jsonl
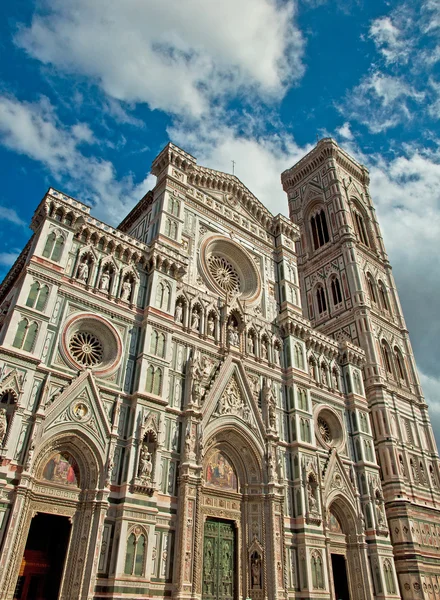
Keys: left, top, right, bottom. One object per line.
{"left": 354, "top": 211, "right": 370, "bottom": 247}
{"left": 27, "top": 282, "right": 49, "bottom": 312}
{"left": 394, "top": 347, "right": 406, "bottom": 381}
{"left": 294, "top": 344, "right": 304, "bottom": 369}
{"left": 366, "top": 273, "right": 377, "bottom": 303}
{"left": 330, "top": 277, "right": 342, "bottom": 306}
{"left": 156, "top": 281, "right": 171, "bottom": 311}
{"left": 124, "top": 531, "right": 147, "bottom": 576}
{"left": 168, "top": 197, "right": 180, "bottom": 217}
{"left": 164, "top": 218, "right": 178, "bottom": 240}
{"left": 297, "top": 388, "right": 308, "bottom": 411}
{"left": 378, "top": 280, "right": 389, "bottom": 311}
{"left": 42, "top": 231, "right": 64, "bottom": 262}
{"left": 13, "top": 319, "right": 39, "bottom": 352}
{"left": 381, "top": 340, "right": 393, "bottom": 375}
{"left": 310, "top": 209, "right": 329, "bottom": 250}
{"left": 300, "top": 418, "right": 311, "bottom": 442}
{"left": 311, "top": 551, "right": 324, "bottom": 589}
{"left": 150, "top": 330, "right": 166, "bottom": 358}
{"left": 383, "top": 560, "right": 395, "bottom": 594}
{"left": 146, "top": 365, "right": 163, "bottom": 396}
{"left": 316, "top": 285, "right": 327, "bottom": 315}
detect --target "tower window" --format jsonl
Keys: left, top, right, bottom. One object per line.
{"left": 330, "top": 277, "right": 342, "bottom": 306}
{"left": 381, "top": 340, "right": 393, "bottom": 375}
{"left": 378, "top": 281, "right": 389, "bottom": 311}
{"left": 354, "top": 211, "right": 370, "bottom": 247}
{"left": 316, "top": 285, "right": 327, "bottom": 314}
{"left": 366, "top": 273, "right": 377, "bottom": 303}
{"left": 310, "top": 209, "right": 329, "bottom": 250}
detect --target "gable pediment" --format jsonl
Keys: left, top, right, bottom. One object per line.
{"left": 322, "top": 448, "right": 357, "bottom": 507}
{"left": 42, "top": 370, "right": 111, "bottom": 452}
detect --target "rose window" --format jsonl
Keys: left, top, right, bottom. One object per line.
{"left": 69, "top": 332, "right": 103, "bottom": 367}
{"left": 317, "top": 416, "right": 332, "bottom": 444}
{"left": 207, "top": 255, "right": 241, "bottom": 294}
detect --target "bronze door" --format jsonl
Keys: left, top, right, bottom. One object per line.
{"left": 202, "top": 520, "right": 235, "bottom": 600}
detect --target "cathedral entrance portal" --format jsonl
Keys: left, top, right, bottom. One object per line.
{"left": 331, "top": 553, "right": 350, "bottom": 600}
{"left": 14, "top": 513, "right": 71, "bottom": 600}
{"left": 202, "top": 519, "right": 235, "bottom": 600}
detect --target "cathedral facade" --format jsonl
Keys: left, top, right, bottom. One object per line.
{"left": 0, "top": 138, "right": 438, "bottom": 600}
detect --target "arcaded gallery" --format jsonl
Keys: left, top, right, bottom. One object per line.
{"left": 0, "top": 138, "right": 439, "bottom": 600}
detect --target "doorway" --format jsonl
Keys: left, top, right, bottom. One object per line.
{"left": 14, "top": 513, "right": 71, "bottom": 600}
{"left": 331, "top": 553, "right": 350, "bottom": 600}
{"left": 202, "top": 519, "right": 235, "bottom": 600}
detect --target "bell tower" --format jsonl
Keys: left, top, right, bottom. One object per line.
{"left": 281, "top": 138, "right": 440, "bottom": 597}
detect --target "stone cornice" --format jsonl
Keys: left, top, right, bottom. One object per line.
{"left": 118, "top": 190, "right": 154, "bottom": 232}
{"left": 338, "top": 340, "right": 366, "bottom": 367}
{"left": 0, "top": 235, "right": 34, "bottom": 304}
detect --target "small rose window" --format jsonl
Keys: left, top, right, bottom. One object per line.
{"left": 315, "top": 407, "right": 345, "bottom": 450}
{"left": 69, "top": 332, "right": 103, "bottom": 367}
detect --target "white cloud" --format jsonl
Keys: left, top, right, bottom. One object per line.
{"left": 0, "top": 206, "right": 26, "bottom": 227}
{"left": 0, "top": 94, "right": 154, "bottom": 224}
{"left": 335, "top": 122, "right": 354, "bottom": 140}
{"left": 16, "top": 0, "right": 304, "bottom": 118}
{"left": 0, "top": 252, "right": 20, "bottom": 267}
{"left": 369, "top": 15, "right": 411, "bottom": 64}
{"left": 341, "top": 72, "right": 425, "bottom": 132}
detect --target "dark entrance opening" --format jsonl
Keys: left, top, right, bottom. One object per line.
{"left": 14, "top": 513, "right": 71, "bottom": 600}
{"left": 331, "top": 553, "right": 350, "bottom": 600}
{"left": 202, "top": 518, "right": 236, "bottom": 600}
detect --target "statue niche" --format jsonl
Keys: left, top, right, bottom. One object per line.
{"left": 134, "top": 430, "right": 156, "bottom": 495}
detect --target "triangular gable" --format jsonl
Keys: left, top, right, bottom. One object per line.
{"left": 202, "top": 356, "right": 266, "bottom": 442}
{"left": 346, "top": 180, "right": 365, "bottom": 203}
{"left": 42, "top": 370, "right": 111, "bottom": 452}
{"left": 302, "top": 180, "right": 324, "bottom": 204}
{"left": 0, "top": 368, "right": 23, "bottom": 400}
{"left": 322, "top": 448, "right": 357, "bottom": 508}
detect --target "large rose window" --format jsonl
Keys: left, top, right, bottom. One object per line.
{"left": 199, "top": 235, "right": 261, "bottom": 303}
{"left": 315, "top": 407, "right": 345, "bottom": 450}
{"left": 69, "top": 332, "right": 103, "bottom": 367}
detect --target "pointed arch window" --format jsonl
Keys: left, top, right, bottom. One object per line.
{"left": 165, "top": 218, "right": 178, "bottom": 240}
{"left": 366, "top": 273, "right": 377, "bottom": 303}
{"left": 310, "top": 209, "right": 329, "bottom": 250}
{"left": 330, "top": 277, "right": 342, "bottom": 306}
{"left": 124, "top": 531, "right": 147, "bottom": 576}
{"left": 168, "top": 197, "right": 180, "bottom": 217}
{"left": 394, "top": 347, "right": 406, "bottom": 381}
{"left": 381, "top": 340, "right": 393, "bottom": 375}
{"left": 13, "top": 319, "right": 28, "bottom": 349}
{"left": 378, "top": 280, "right": 389, "bottom": 311}
{"left": 35, "top": 285, "right": 49, "bottom": 312}
{"left": 297, "top": 388, "right": 308, "bottom": 411}
{"left": 294, "top": 344, "right": 304, "bottom": 369}
{"left": 146, "top": 366, "right": 163, "bottom": 396}
{"left": 316, "top": 285, "right": 327, "bottom": 314}
{"left": 150, "top": 330, "right": 166, "bottom": 358}
{"left": 311, "top": 551, "right": 324, "bottom": 589}
{"left": 383, "top": 560, "right": 395, "bottom": 594}
{"left": 156, "top": 281, "right": 171, "bottom": 311}
{"left": 26, "top": 282, "right": 40, "bottom": 308}
{"left": 353, "top": 209, "right": 370, "bottom": 247}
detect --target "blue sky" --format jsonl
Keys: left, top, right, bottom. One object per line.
{"left": 1, "top": 0, "right": 440, "bottom": 442}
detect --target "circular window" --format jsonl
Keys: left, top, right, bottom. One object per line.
{"left": 315, "top": 407, "right": 345, "bottom": 450}
{"left": 69, "top": 332, "right": 103, "bottom": 367}
{"left": 61, "top": 313, "right": 122, "bottom": 376}
{"left": 207, "top": 255, "right": 240, "bottom": 294}
{"left": 199, "top": 235, "right": 261, "bottom": 303}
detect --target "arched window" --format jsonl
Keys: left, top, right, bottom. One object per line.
{"left": 146, "top": 365, "right": 163, "bottom": 396}
{"left": 378, "top": 280, "right": 389, "bottom": 311}
{"left": 26, "top": 282, "right": 40, "bottom": 308}
{"left": 410, "top": 459, "right": 418, "bottom": 482}
{"left": 366, "top": 273, "right": 377, "bottom": 303}
{"left": 381, "top": 341, "right": 393, "bottom": 375}
{"left": 316, "top": 285, "right": 327, "bottom": 314}
{"left": 150, "top": 330, "right": 166, "bottom": 358}
{"left": 297, "top": 388, "right": 308, "bottom": 411}
{"left": 354, "top": 211, "right": 370, "bottom": 247}
{"left": 394, "top": 347, "right": 406, "bottom": 381}
{"left": 300, "top": 418, "right": 311, "bottom": 442}
{"left": 35, "top": 285, "right": 49, "bottom": 312}
{"left": 430, "top": 465, "right": 438, "bottom": 488}
{"left": 294, "top": 344, "right": 304, "bottom": 369}
{"left": 23, "top": 322, "right": 38, "bottom": 352}
{"left": 168, "top": 197, "right": 180, "bottom": 216}
{"left": 165, "top": 218, "right": 178, "bottom": 240}
{"left": 42, "top": 232, "right": 56, "bottom": 259}
{"left": 146, "top": 366, "right": 155, "bottom": 393}
{"left": 383, "top": 560, "right": 395, "bottom": 594}
{"left": 311, "top": 551, "right": 324, "bottom": 589}
{"left": 419, "top": 462, "right": 426, "bottom": 485}
{"left": 156, "top": 281, "right": 171, "bottom": 310}
{"left": 13, "top": 319, "right": 28, "bottom": 349}
{"left": 124, "top": 531, "right": 147, "bottom": 576}
{"left": 330, "top": 277, "right": 342, "bottom": 306}
{"left": 310, "top": 209, "right": 329, "bottom": 250}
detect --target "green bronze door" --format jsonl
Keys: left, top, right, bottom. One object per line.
{"left": 202, "top": 520, "right": 235, "bottom": 600}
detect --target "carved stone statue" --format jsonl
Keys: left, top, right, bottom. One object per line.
{"left": 121, "top": 280, "right": 132, "bottom": 301}
{"left": 227, "top": 324, "right": 239, "bottom": 347}
{"left": 175, "top": 302, "right": 183, "bottom": 323}
{"left": 207, "top": 315, "right": 215, "bottom": 337}
{"left": 375, "top": 494, "right": 386, "bottom": 526}
{"left": 274, "top": 346, "right": 280, "bottom": 365}
{"left": 307, "top": 481, "right": 317, "bottom": 512}
{"left": 191, "top": 310, "right": 200, "bottom": 331}
{"left": 263, "top": 378, "right": 277, "bottom": 429}
{"left": 251, "top": 554, "right": 262, "bottom": 588}
{"left": 77, "top": 261, "right": 89, "bottom": 283}
{"left": 261, "top": 342, "right": 267, "bottom": 360}
{"left": 0, "top": 408, "right": 7, "bottom": 446}
{"left": 25, "top": 442, "right": 35, "bottom": 470}
{"left": 138, "top": 444, "right": 153, "bottom": 481}
{"left": 99, "top": 271, "right": 110, "bottom": 291}
{"left": 332, "top": 369, "right": 339, "bottom": 390}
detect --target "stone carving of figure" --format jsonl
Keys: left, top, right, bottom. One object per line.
{"left": 0, "top": 408, "right": 7, "bottom": 446}
{"left": 332, "top": 369, "right": 339, "bottom": 390}
{"left": 106, "top": 454, "right": 114, "bottom": 484}
{"left": 261, "top": 342, "right": 267, "bottom": 360}
{"left": 307, "top": 480, "right": 317, "bottom": 512}
{"left": 185, "top": 427, "right": 195, "bottom": 459}
{"left": 274, "top": 346, "right": 280, "bottom": 365}
{"left": 188, "top": 351, "right": 204, "bottom": 404}
{"left": 121, "top": 280, "right": 132, "bottom": 301}
{"left": 191, "top": 310, "right": 200, "bottom": 331}
{"left": 77, "top": 261, "right": 89, "bottom": 283}
{"left": 207, "top": 315, "right": 215, "bottom": 337}
{"left": 25, "top": 442, "right": 35, "bottom": 470}
{"left": 251, "top": 554, "right": 261, "bottom": 588}
{"left": 138, "top": 444, "right": 153, "bottom": 481}
{"left": 99, "top": 270, "right": 110, "bottom": 292}
{"left": 321, "top": 365, "right": 327, "bottom": 386}
{"left": 227, "top": 323, "right": 239, "bottom": 347}
{"left": 175, "top": 301, "right": 183, "bottom": 323}
{"left": 375, "top": 494, "right": 386, "bottom": 526}
{"left": 263, "top": 378, "right": 277, "bottom": 429}
{"left": 249, "top": 335, "right": 255, "bottom": 354}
